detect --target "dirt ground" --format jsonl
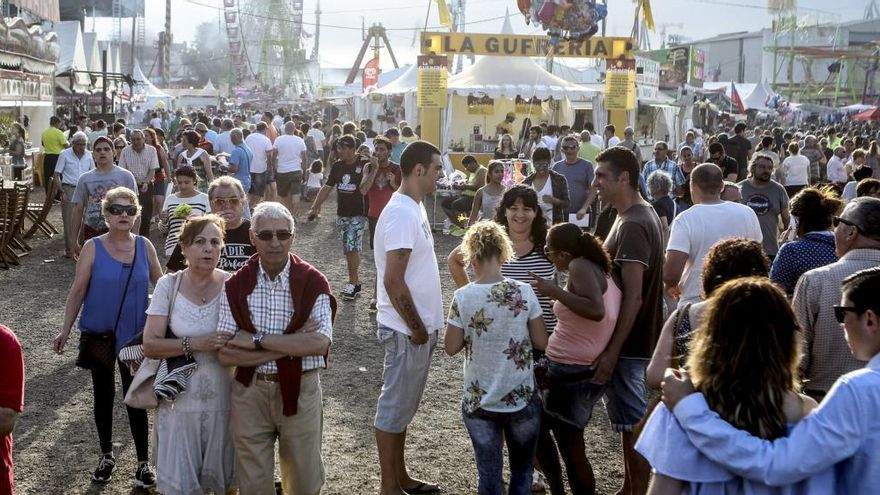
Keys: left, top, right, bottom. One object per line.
{"left": 3, "top": 194, "right": 625, "bottom": 494}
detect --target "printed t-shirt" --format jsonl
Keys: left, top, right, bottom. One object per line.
{"left": 161, "top": 192, "right": 210, "bottom": 256}
{"left": 375, "top": 192, "right": 443, "bottom": 335}
{"left": 738, "top": 180, "right": 790, "bottom": 255}
{"left": 367, "top": 162, "right": 402, "bottom": 219}
{"left": 0, "top": 325, "right": 23, "bottom": 495}
{"left": 603, "top": 203, "right": 665, "bottom": 358}
{"left": 326, "top": 157, "right": 368, "bottom": 217}
{"left": 166, "top": 220, "right": 255, "bottom": 272}
{"left": 447, "top": 279, "right": 543, "bottom": 413}
{"left": 71, "top": 166, "right": 137, "bottom": 231}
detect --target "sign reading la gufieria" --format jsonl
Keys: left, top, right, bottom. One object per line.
{"left": 421, "top": 32, "right": 633, "bottom": 59}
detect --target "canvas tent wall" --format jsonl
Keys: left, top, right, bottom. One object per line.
{"left": 54, "top": 20, "right": 90, "bottom": 93}
{"left": 130, "top": 61, "right": 173, "bottom": 110}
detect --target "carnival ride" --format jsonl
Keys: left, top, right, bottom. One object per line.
{"left": 222, "top": 0, "right": 314, "bottom": 97}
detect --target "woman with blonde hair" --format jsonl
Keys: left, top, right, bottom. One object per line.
{"left": 494, "top": 133, "right": 518, "bottom": 159}
{"left": 143, "top": 214, "right": 236, "bottom": 494}
{"left": 636, "top": 278, "right": 833, "bottom": 494}
{"left": 446, "top": 220, "right": 548, "bottom": 495}
{"left": 53, "top": 186, "right": 163, "bottom": 487}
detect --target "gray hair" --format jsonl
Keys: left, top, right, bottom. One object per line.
{"left": 284, "top": 121, "right": 297, "bottom": 134}
{"left": 230, "top": 128, "right": 243, "bottom": 140}
{"left": 846, "top": 196, "right": 880, "bottom": 240}
{"left": 647, "top": 170, "right": 672, "bottom": 199}
{"left": 129, "top": 129, "right": 144, "bottom": 139}
{"left": 251, "top": 201, "right": 294, "bottom": 232}
{"left": 208, "top": 176, "right": 245, "bottom": 200}
{"left": 580, "top": 130, "right": 590, "bottom": 140}
{"left": 70, "top": 131, "right": 89, "bottom": 144}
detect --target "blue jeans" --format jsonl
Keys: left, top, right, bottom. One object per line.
{"left": 462, "top": 393, "right": 541, "bottom": 495}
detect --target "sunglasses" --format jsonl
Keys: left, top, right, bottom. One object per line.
{"left": 833, "top": 216, "right": 863, "bottom": 233}
{"left": 115, "top": 145, "right": 125, "bottom": 149}
{"left": 255, "top": 230, "right": 293, "bottom": 241}
{"left": 212, "top": 197, "right": 241, "bottom": 208}
{"left": 562, "top": 145, "right": 578, "bottom": 150}
{"left": 833, "top": 305, "right": 861, "bottom": 323}
{"left": 107, "top": 204, "right": 137, "bottom": 216}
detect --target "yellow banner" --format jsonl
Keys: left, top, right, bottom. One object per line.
{"left": 417, "top": 55, "right": 448, "bottom": 109}
{"left": 605, "top": 59, "right": 636, "bottom": 111}
{"left": 467, "top": 95, "right": 495, "bottom": 115}
{"left": 515, "top": 96, "right": 542, "bottom": 114}
{"left": 435, "top": 0, "right": 453, "bottom": 29}
{"left": 421, "top": 32, "right": 634, "bottom": 59}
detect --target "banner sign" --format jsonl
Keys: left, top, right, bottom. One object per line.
{"left": 467, "top": 95, "right": 494, "bottom": 115}
{"left": 421, "top": 32, "right": 633, "bottom": 59}
{"left": 417, "top": 55, "right": 448, "bottom": 108}
{"left": 515, "top": 96, "right": 542, "bottom": 114}
{"left": 363, "top": 57, "right": 380, "bottom": 90}
{"left": 635, "top": 56, "right": 660, "bottom": 101}
{"left": 605, "top": 59, "right": 636, "bottom": 110}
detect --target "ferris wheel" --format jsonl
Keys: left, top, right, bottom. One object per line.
{"left": 223, "top": 0, "right": 313, "bottom": 97}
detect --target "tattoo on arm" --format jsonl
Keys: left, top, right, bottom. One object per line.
{"left": 395, "top": 294, "right": 426, "bottom": 332}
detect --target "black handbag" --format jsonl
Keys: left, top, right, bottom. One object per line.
{"left": 76, "top": 239, "right": 138, "bottom": 370}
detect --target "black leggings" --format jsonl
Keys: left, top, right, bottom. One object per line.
{"left": 90, "top": 359, "right": 149, "bottom": 461}
{"left": 535, "top": 418, "right": 595, "bottom": 495}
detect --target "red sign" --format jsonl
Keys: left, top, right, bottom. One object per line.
{"left": 363, "top": 57, "right": 380, "bottom": 90}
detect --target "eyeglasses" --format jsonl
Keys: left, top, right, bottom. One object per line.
{"left": 212, "top": 197, "right": 241, "bottom": 208}
{"left": 562, "top": 145, "right": 578, "bottom": 150}
{"left": 106, "top": 204, "right": 137, "bottom": 216}
{"left": 833, "top": 216, "right": 863, "bottom": 234}
{"left": 115, "top": 145, "right": 125, "bottom": 149}
{"left": 833, "top": 305, "right": 861, "bottom": 323}
{"left": 255, "top": 230, "right": 293, "bottom": 241}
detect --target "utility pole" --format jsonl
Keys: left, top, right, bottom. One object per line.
{"left": 164, "top": 0, "right": 171, "bottom": 86}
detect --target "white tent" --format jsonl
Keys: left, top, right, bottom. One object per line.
{"left": 130, "top": 60, "right": 173, "bottom": 110}
{"left": 375, "top": 64, "right": 417, "bottom": 95}
{"left": 54, "top": 20, "right": 90, "bottom": 93}
{"left": 702, "top": 81, "right": 778, "bottom": 112}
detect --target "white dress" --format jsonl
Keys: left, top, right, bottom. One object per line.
{"left": 146, "top": 273, "right": 236, "bottom": 495}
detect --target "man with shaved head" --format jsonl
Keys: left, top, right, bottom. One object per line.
{"left": 273, "top": 121, "right": 308, "bottom": 217}
{"left": 663, "top": 163, "right": 763, "bottom": 305}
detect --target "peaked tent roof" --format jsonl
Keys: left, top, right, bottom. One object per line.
{"left": 132, "top": 60, "right": 169, "bottom": 97}
{"left": 375, "top": 64, "right": 418, "bottom": 95}
{"left": 82, "top": 32, "right": 100, "bottom": 73}
{"left": 702, "top": 81, "right": 778, "bottom": 112}
{"left": 54, "top": 21, "right": 90, "bottom": 91}
{"left": 446, "top": 55, "right": 597, "bottom": 99}
{"left": 203, "top": 79, "right": 216, "bottom": 91}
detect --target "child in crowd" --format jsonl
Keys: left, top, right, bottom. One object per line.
{"left": 659, "top": 267, "right": 880, "bottom": 494}
{"left": 445, "top": 221, "right": 548, "bottom": 495}
{"left": 304, "top": 159, "right": 324, "bottom": 203}
{"left": 467, "top": 160, "right": 506, "bottom": 227}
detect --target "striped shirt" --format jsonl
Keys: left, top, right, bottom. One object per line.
{"left": 501, "top": 247, "right": 558, "bottom": 332}
{"left": 161, "top": 192, "right": 210, "bottom": 256}
{"left": 217, "top": 257, "right": 333, "bottom": 373}
{"left": 118, "top": 145, "right": 159, "bottom": 183}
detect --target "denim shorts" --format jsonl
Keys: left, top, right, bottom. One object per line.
{"left": 541, "top": 361, "right": 603, "bottom": 429}
{"left": 374, "top": 324, "right": 438, "bottom": 433}
{"left": 336, "top": 216, "right": 368, "bottom": 253}
{"left": 249, "top": 172, "right": 267, "bottom": 196}
{"left": 602, "top": 357, "right": 649, "bottom": 432}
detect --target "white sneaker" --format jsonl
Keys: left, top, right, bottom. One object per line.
{"left": 442, "top": 218, "right": 452, "bottom": 235}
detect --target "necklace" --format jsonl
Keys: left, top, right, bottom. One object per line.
{"left": 186, "top": 271, "right": 212, "bottom": 304}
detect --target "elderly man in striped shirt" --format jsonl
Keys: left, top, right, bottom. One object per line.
{"left": 218, "top": 202, "right": 336, "bottom": 495}
{"left": 117, "top": 129, "right": 159, "bottom": 236}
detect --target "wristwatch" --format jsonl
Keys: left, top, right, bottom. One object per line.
{"left": 252, "top": 332, "right": 265, "bottom": 350}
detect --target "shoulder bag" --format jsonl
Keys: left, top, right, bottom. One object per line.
{"left": 124, "top": 272, "right": 183, "bottom": 409}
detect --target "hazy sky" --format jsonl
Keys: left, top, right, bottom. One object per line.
{"left": 137, "top": 0, "right": 870, "bottom": 70}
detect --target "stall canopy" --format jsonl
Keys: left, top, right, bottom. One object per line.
{"left": 446, "top": 55, "right": 597, "bottom": 100}
{"left": 701, "top": 81, "right": 779, "bottom": 112}
{"left": 852, "top": 107, "right": 880, "bottom": 121}
{"left": 54, "top": 20, "right": 90, "bottom": 93}
{"left": 375, "top": 64, "right": 417, "bottom": 95}
{"left": 130, "top": 61, "right": 173, "bottom": 110}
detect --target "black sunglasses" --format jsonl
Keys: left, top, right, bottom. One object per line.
{"left": 107, "top": 204, "right": 137, "bottom": 216}
{"left": 561, "top": 145, "right": 578, "bottom": 150}
{"left": 833, "top": 216, "right": 863, "bottom": 233}
{"left": 834, "top": 305, "right": 861, "bottom": 323}
{"left": 255, "top": 230, "right": 293, "bottom": 241}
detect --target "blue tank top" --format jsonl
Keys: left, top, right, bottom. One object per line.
{"left": 79, "top": 236, "right": 150, "bottom": 353}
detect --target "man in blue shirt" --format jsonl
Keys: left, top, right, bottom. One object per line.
{"left": 228, "top": 128, "right": 253, "bottom": 193}
{"left": 384, "top": 127, "right": 407, "bottom": 164}
{"left": 641, "top": 141, "right": 685, "bottom": 199}
{"left": 661, "top": 265, "right": 880, "bottom": 495}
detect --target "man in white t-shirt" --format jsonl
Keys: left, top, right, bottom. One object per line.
{"left": 149, "top": 111, "right": 162, "bottom": 130}
{"left": 373, "top": 140, "right": 445, "bottom": 495}
{"left": 244, "top": 122, "right": 275, "bottom": 207}
{"left": 664, "top": 163, "right": 763, "bottom": 305}
{"left": 273, "top": 121, "right": 308, "bottom": 217}
{"left": 604, "top": 124, "right": 621, "bottom": 149}
{"left": 307, "top": 121, "right": 326, "bottom": 160}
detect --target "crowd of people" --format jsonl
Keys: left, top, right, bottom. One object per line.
{"left": 0, "top": 107, "right": 879, "bottom": 495}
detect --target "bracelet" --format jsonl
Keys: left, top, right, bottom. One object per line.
{"left": 182, "top": 336, "right": 193, "bottom": 359}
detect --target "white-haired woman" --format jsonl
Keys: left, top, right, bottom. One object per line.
{"left": 143, "top": 214, "right": 236, "bottom": 494}
{"left": 647, "top": 170, "right": 675, "bottom": 228}
{"left": 53, "top": 186, "right": 162, "bottom": 487}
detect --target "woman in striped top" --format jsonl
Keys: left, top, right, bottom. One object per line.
{"left": 160, "top": 167, "right": 210, "bottom": 256}
{"left": 448, "top": 185, "right": 557, "bottom": 333}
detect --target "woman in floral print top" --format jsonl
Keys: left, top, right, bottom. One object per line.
{"left": 446, "top": 221, "right": 548, "bottom": 495}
